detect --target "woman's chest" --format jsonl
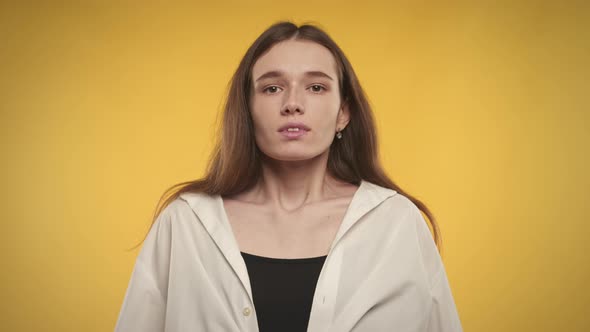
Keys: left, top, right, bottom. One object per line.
{"left": 223, "top": 199, "right": 351, "bottom": 259}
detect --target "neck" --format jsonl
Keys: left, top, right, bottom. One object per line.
{"left": 250, "top": 151, "right": 344, "bottom": 212}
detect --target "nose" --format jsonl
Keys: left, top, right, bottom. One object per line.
{"left": 280, "top": 88, "right": 304, "bottom": 115}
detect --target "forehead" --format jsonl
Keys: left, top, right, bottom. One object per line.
{"left": 251, "top": 39, "right": 338, "bottom": 80}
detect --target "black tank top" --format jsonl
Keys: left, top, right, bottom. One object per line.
{"left": 241, "top": 251, "right": 327, "bottom": 332}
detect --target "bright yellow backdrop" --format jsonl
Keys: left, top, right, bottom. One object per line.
{"left": 1, "top": 1, "right": 588, "bottom": 331}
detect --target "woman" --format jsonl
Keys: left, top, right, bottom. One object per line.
{"left": 115, "top": 21, "right": 462, "bottom": 332}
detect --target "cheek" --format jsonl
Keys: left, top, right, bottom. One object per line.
{"left": 249, "top": 111, "right": 276, "bottom": 147}
{"left": 249, "top": 101, "right": 266, "bottom": 128}
{"left": 250, "top": 110, "right": 274, "bottom": 134}
{"left": 250, "top": 99, "right": 275, "bottom": 124}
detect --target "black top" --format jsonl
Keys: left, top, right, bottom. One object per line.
{"left": 241, "top": 251, "right": 327, "bottom": 332}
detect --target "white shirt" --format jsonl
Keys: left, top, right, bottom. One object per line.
{"left": 115, "top": 180, "right": 463, "bottom": 331}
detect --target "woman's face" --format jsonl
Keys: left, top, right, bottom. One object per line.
{"left": 249, "top": 39, "right": 350, "bottom": 162}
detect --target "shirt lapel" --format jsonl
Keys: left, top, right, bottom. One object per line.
{"left": 180, "top": 191, "right": 255, "bottom": 303}
{"left": 329, "top": 180, "right": 398, "bottom": 251}
{"left": 179, "top": 179, "right": 398, "bottom": 314}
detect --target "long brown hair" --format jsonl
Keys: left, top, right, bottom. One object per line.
{"left": 129, "top": 21, "right": 443, "bottom": 254}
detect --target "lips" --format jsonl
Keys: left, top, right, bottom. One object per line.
{"left": 277, "top": 122, "right": 311, "bottom": 132}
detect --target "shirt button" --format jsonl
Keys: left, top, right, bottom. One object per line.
{"left": 243, "top": 307, "right": 251, "bottom": 316}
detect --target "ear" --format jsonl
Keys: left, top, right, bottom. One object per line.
{"left": 336, "top": 100, "right": 351, "bottom": 131}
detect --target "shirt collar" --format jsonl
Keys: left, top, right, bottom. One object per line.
{"left": 179, "top": 179, "right": 397, "bottom": 301}
{"left": 179, "top": 179, "right": 397, "bottom": 247}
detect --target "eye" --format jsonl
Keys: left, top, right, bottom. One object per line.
{"left": 262, "top": 86, "right": 282, "bottom": 94}
{"left": 309, "top": 84, "right": 326, "bottom": 93}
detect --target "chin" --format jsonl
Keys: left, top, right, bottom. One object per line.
{"left": 271, "top": 154, "right": 312, "bottom": 162}
{"left": 263, "top": 149, "right": 327, "bottom": 163}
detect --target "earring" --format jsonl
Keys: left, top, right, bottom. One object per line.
{"left": 336, "top": 129, "right": 343, "bottom": 139}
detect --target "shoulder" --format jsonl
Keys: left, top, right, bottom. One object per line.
{"left": 384, "top": 192, "right": 415, "bottom": 215}
{"left": 391, "top": 196, "right": 442, "bottom": 289}
{"left": 366, "top": 183, "right": 443, "bottom": 286}
{"left": 363, "top": 181, "right": 426, "bottom": 225}
{"left": 150, "top": 194, "right": 207, "bottom": 232}
{"left": 178, "top": 190, "right": 217, "bottom": 210}
{"left": 381, "top": 191, "right": 438, "bottom": 251}
{"left": 362, "top": 180, "right": 415, "bottom": 217}
{"left": 155, "top": 197, "right": 194, "bottom": 222}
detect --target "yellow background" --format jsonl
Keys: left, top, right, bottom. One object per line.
{"left": 1, "top": 1, "right": 588, "bottom": 331}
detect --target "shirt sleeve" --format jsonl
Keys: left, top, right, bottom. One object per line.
{"left": 425, "top": 268, "right": 463, "bottom": 332}
{"left": 114, "top": 205, "right": 173, "bottom": 332}
{"left": 409, "top": 202, "right": 463, "bottom": 332}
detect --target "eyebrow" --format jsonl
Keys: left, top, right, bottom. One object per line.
{"left": 254, "top": 70, "right": 334, "bottom": 82}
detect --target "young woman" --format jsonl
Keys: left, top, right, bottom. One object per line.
{"left": 115, "top": 21, "right": 462, "bottom": 332}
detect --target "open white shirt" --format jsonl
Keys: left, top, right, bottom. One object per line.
{"left": 115, "top": 180, "right": 463, "bottom": 331}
